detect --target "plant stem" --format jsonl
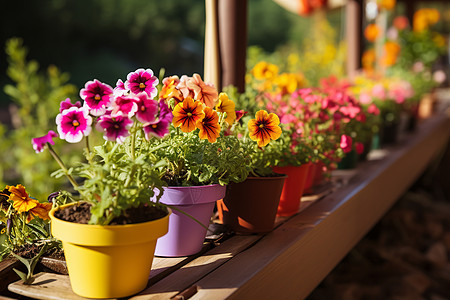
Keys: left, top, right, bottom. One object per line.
{"left": 85, "top": 135, "right": 92, "bottom": 164}
{"left": 46, "top": 143, "right": 79, "bottom": 190}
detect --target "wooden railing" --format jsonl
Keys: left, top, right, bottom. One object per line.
{"left": 6, "top": 106, "right": 450, "bottom": 300}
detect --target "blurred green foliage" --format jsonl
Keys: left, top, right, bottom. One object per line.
{"left": 0, "top": 38, "right": 81, "bottom": 200}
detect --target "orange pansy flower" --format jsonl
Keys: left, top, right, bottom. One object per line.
{"left": 172, "top": 97, "right": 205, "bottom": 133}
{"left": 364, "top": 24, "right": 381, "bottom": 42}
{"left": 197, "top": 106, "right": 221, "bottom": 143}
{"left": 8, "top": 184, "right": 38, "bottom": 213}
{"left": 27, "top": 202, "right": 53, "bottom": 223}
{"left": 215, "top": 93, "right": 236, "bottom": 125}
{"left": 248, "top": 110, "right": 282, "bottom": 147}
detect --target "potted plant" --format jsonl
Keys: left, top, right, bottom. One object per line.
{"left": 0, "top": 184, "right": 59, "bottom": 289}
{"left": 140, "top": 74, "right": 249, "bottom": 256}
{"left": 216, "top": 107, "right": 287, "bottom": 234}
{"left": 33, "top": 68, "right": 172, "bottom": 298}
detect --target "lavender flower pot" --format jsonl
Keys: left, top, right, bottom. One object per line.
{"left": 151, "top": 184, "right": 226, "bottom": 257}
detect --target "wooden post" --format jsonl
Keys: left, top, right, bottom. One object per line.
{"left": 345, "top": 0, "right": 363, "bottom": 79}
{"left": 204, "top": 0, "right": 221, "bottom": 91}
{"left": 218, "top": 0, "right": 248, "bottom": 93}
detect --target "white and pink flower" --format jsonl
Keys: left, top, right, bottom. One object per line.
{"left": 56, "top": 107, "right": 92, "bottom": 143}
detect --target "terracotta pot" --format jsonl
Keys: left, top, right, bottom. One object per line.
{"left": 303, "top": 162, "right": 316, "bottom": 195}
{"left": 217, "top": 175, "right": 286, "bottom": 234}
{"left": 50, "top": 203, "right": 169, "bottom": 299}
{"left": 273, "top": 164, "right": 311, "bottom": 217}
{"left": 152, "top": 184, "right": 226, "bottom": 257}
{"left": 313, "top": 161, "right": 326, "bottom": 186}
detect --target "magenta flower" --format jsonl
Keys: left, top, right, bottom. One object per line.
{"left": 143, "top": 119, "right": 170, "bottom": 139}
{"left": 113, "top": 79, "right": 127, "bottom": 96}
{"left": 96, "top": 114, "right": 133, "bottom": 143}
{"left": 125, "top": 68, "right": 159, "bottom": 99}
{"left": 80, "top": 79, "right": 114, "bottom": 116}
{"left": 355, "top": 142, "right": 364, "bottom": 155}
{"left": 32, "top": 130, "right": 58, "bottom": 153}
{"left": 135, "top": 93, "right": 158, "bottom": 124}
{"left": 340, "top": 135, "right": 353, "bottom": 153}
{"left": 158, "top": 100, "right": 173, "bottom": 123}
{"left": 59, "top": 98, "right": 81, "bottom": 113}
{"left": 111, "top": 95, "right": 139, "bottom": 118}
{"left": 56, "top": 107, "right": 92, "bottom": 143}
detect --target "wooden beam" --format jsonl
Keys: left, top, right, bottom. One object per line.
{"left": 346, "top": 0, "right": 363, "bottom": 78}
{"left": 204, "top": 0, "right": 221, "bottom": 91}
{"left": 218, "top": 0, "right": 248, "bottom": 92}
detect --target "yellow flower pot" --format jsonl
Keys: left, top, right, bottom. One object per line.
{"left": 50, "top": 203, "right": 169, "bottom": 299}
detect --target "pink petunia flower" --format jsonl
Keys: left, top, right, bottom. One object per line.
{"left": 32, "top": 130, "right": 58, "bottom": 153}
{"left": 340, "top": 134, "right": 353, "bottom": 153}
{"left": 113, "top": 79, "right": 127, "bottom": 96}
{"left": 111, "top": 95, "right": 139, "bottom": 118}
{"left": 56, "top": 107, "right": 92, "bottom": 143}
{"left": 80, "top": 79, "right": 114, "bottom": 116}
{"left": 135, "top": 93, "right": 158, "bottom": 124}
{"left": 59, "top": 98, "right": 81, "bottom": 113}
{"left": 96, "top": 114, "right": 133, "bottom": 144}
{"left": 372, "top": 84, "right": 386, "bottom": 100}
{"left": 143, "top": 119, "right": 171, "bottom": 139}
{"left": 367, "top": 104, "right": 380, "bottom": 115}
{"left": 125, "top": 68, "right": 159, "bottom": 99}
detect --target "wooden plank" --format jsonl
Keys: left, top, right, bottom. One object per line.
{"left": 131, "top": 235, "right": 262, "bottom": 299}
{"left": 186, "top": 112, "right": 450, "bottom": 299}
{"left": 8, "top": 273, "right": 84, "bottom": 300}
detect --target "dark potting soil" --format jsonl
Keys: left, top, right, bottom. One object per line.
{"left": 54, "top": 202, "right": 167, "bottom": 225}
{"left": 13, "top": 243, "right": 65, "bottom": 260}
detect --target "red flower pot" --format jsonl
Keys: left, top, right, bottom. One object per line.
{"left": 273, "top": 164, "right": 311, "bottom": 217}
{"left": 303, "top": 162, "right": 316, "bottom": 195}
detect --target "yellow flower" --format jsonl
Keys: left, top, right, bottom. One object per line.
{"left": 197, "top": 106, "right": 221, "bottom": 143}
{"left": 215, "top": 93, "right": 236, "bottom": 125}
{"left": 433, "top": 33, "right": 446, "bottom": 48}
{"left": 248, "top": 110, "right": 282, "bottom": 147}
{"left": 378, "top": 0, "right": 396, "bottom": 10}
{"left": 413, "top": 9, "right": 440, "bottom": 32}
{"left": 362, "top": 49, "right": 376, "bottom": 71}
{"left": 172, "top": 97, "right": 205, "bottom": 133}
{"left": 273, "top": 73, "right": 304, "bottom": 95}
{"left": 7, "top": 184, "right": 38, "bottom": 213}
{"left": 251, "top": 62, "right": 279, "bottom": 80}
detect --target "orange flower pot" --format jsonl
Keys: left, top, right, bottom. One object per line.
{"left": 273, "top": 164, "right": 311, "bottom": 217}
{"left": 217, "top": 175, "right": 287, "bottom": 234}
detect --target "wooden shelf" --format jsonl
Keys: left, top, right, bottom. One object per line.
{"left": 8, "top": 110, "right": 450, "bottom": 300}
